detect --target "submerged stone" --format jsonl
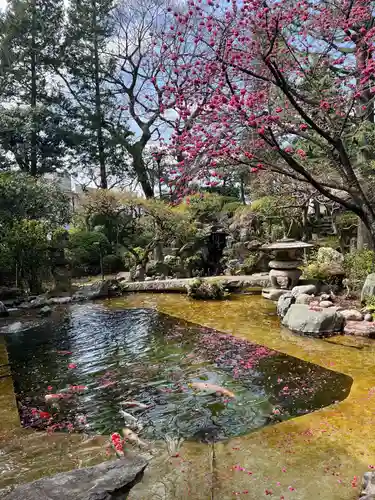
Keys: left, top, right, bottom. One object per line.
{"left": 360, "top": 472, "right": 375, "bottom": 499}
{"left": 344, "top": 321, "right": 375, "bottom": 338}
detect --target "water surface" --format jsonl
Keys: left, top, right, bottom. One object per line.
{"left": 5, "top": 303, "right": 352, "bottom": 442}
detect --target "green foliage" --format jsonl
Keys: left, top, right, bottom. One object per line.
{"left": 5, "top": 219, "right": 51, "bottom": 293}
{"left": 67, "top": 230, "right": 111, "bottom": 274}
{"left": 178, "top": 193, "right": 227, "bottom": 222}
{"left": 187, "top": 278, "right": 228, "bottom": 300}
{"left": 102, "top": 254, "right": 124, "bottom": 274}
{"left": 336, "top": 212, "right": 358, "bottom": 230}
{"left": 302, "top": 247, "right": 345, "bottom": 283}
{"left": 0, "top": 172, "right": 70, "bottom": 227}
{"left": 222, "top": 201, "right": 243, "bottom": 216}
{"left": 315, "top": 236, "right": 340, "bottom": 250}
{"left": 301, "top": 262, "right": 331, "bottom": 281}
{"left": 344, "top": 250, "right": 375, "bottom": 287}
{"left": 364, "top": 296, "right": 375, "bottom": 313}
{"left": 240, "top": 254, "right": 258, "bottom": 274}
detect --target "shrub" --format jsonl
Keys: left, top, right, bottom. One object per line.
{"left": 102, "top": 254, "right": 124, "bottom": 274}
{"left": 364, "top": 295, "right": 375, "bottom": 312}
{"left": 344, "top": 249, "right": 375, "bottom": 289}
{"left": 240, "top": 254, "right": 258, "bottom": 274}
{"left": 301, "top": 262, "right": 331, "bottom": 282}
{"left": 187, "top": 278, "right": 228, "bottom": 300}
{"left": 67, "top": 230, "right": 111, "bottom": 275}
{"left": 222, "top": 201, "right": 243, "bottom": 216}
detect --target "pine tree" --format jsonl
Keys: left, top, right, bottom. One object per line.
{"left": 62, "top": 0, "right": 131, "bottom": 189}
{"left": 0, "top": 0, "right": 65, "bottom": 175}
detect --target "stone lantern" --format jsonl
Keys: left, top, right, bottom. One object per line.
{"left": 261, "top": 238, "right": 313, "bottom": 300}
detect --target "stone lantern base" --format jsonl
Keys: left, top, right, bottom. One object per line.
{"left": 260, "top": 238, "right": 313, "bottom": 301}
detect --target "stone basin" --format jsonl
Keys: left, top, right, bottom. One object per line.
{"left": 1, "top": 294, "right": 375, "bottom": 500}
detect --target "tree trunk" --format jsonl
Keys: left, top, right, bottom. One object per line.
{"left": 30, "top": 0, "right": 37, "bottom": 177}
{"left": 240, "top": 174, "right": 246, "bottom": 204}
{"left": 132, "top": 145, "right": 154, "bottom": 198}
{"left": 357, "top": 218, "right": 374, "bottom": 250}
{"left": 92, "top": 0, "right": 107, "bottom": 189}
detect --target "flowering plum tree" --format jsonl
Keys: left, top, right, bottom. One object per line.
{"left": 159, "top": 0, "right": 375, "bottom": 246}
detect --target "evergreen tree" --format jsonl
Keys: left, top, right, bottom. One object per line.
{"left": 0, "top": 0, "right": 65, "bottom": 175}
{"left": 62, "top": 0, "right": 131, "bottom": 188}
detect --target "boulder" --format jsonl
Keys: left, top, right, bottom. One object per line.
{"left": 0, "top": 301, "right": 9, "bottom": 318}
{"left": 295, "top": 293, "right": 315, "bottom": 305}
{"left": 282, "top": 304, "right": 344, "bottom": 336}
{"left": 2, "top": 456, "right": 148, "bottom": 500}
{"left": 319, "top": 300, "right": 334, "bottom": 308}
{"left": 72, "top": 279, "right": 118, "bottom": 301}
{"left": 116, "top": 272, "right": 130, "bottom": 282}
{"left": 277, "top": 293, "right": 294, "bottom": 318}
{"left": 29, "top": 295, "right": 48, "bottom": 309}
{"left": 48, "top": 297, "right": 72, "bottom": 305}
{"left": 339, "top": 309, "right": 363, "bottom": 321}
{"left": 291, "top": 284, "right": 317, "bottom": 297}
{"left": 365, "top": 313, "right": 373, "bottom": 322}
{"left": 361, "top": 274, "right": 375, "bottom": 304}
{"left": 360, "top": 472, "right": 375, "bottom": 499}
{"left": 317, "top": 247, "right": 344, "bottom": 265}
{"left": 320, "top": 293, "right": 331, "bottom": 301}
{"left": 344, "top": 321, "right": 375, "bottom": 338}
{"left": 39, "top": 306, "right": 52, "bottom": 317}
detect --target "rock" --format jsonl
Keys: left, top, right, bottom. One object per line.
{"left": 365, "top": 313, "right": 373, "bottom": 322}
{"left": 116, "top": 272, "right": 130, "bottom": 282}
{"left": 48, "top": 296, "right": 72, "bottom": 305}
{"left": 360, "top": 472, "right": 375, "bottom": 499}
{"left": 319, "top": 300, "right": 334, "bottom": 308}
{"left": 145, "top": 277, "right": 153, "bottom": 281}
{"left": 344, "top": 321, "right": 375, "bottom": 337}
{"left": 291, "top": 284, "right": 317, "bottom": 297}
{"left": 317, "top": 247, "right": 344, "bottom": 265}
{"left": 277, "top": 293, "right": 294, "bottom": 318}
{"left": 295, "top": 293, "right": 315, "bottom": 305}
{"left": 2, "top": 456, "right": 148, "bottom": 500}
{"left": 72, "top": 279, "right": 117, "bottom": 301}
{"left": 29, "top": 295, "right": 48, "bottom": 309}
{"left": 361, "top": 274, "right": 375, "bottom": 304}
{"left": 0, "top": 301, "right": 9, "bottom": 317}
{"left": 282, "top": 304, "right": 344, "bottom": 336}
{"left": 164, "top": 254, "right": 178, "bottom": 265}
{"left": 320, "top": 293, "right": 331, "bottom": 301}
{"left": 339, "top": 309, "right": 363, "bottom": 321}
{"left": 39, "top": 306, "right": 52, "bottom": 317}
{"left": 262, "top": 288, "right": 289, "bottom": 301}
{"left": 133, "top": 265, "right": 145, "bottom": 282}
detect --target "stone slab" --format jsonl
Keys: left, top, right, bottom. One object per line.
{"left": 2, "top": 457, "right": 148, "bottom": 500}
{"left": 120, "top": 274, "right": 270, "bottom": 294}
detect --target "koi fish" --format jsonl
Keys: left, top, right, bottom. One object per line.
{"left": 119, "top": 409, "right": 138, "bottom": 425}
{"left": 120, "top": 401, "right": 148, "bottom": 410}
{"left": 69, "top": 385, "right": 88, "bottom": 392}
{"left": 189, "top": 382, "right": 235, "bottom": 398}
{"left": 56, "top": 350, "right": 72, "bottom": 355}
{"left": 45, "top": 393, "right": 66, "bottom": 401}
{"left": 122, "top": 428, "right": 148, "bottom": 448}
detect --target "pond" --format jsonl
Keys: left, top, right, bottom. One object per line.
{"left": 5, "top": 303, "right": 352, "bottom": 444}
